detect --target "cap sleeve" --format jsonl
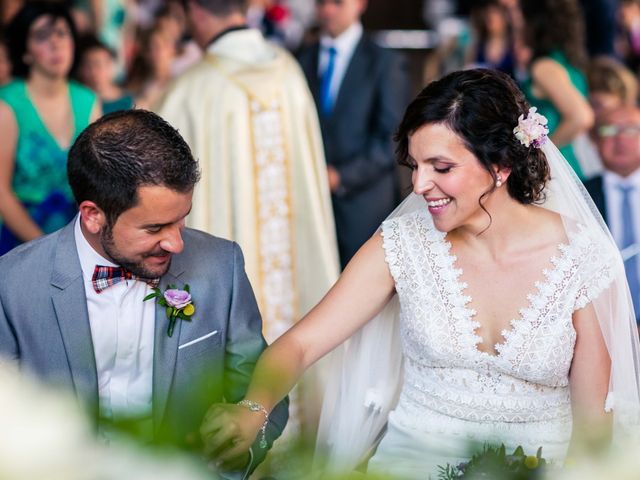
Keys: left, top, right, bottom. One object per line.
{"left": 573, "top": 227, "right": 617, "bottom": 311}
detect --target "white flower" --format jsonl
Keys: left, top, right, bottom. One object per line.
{"left": 513, "top": 107, "right": 549, "bottom": 148}
{"left": 0, "top": 360, "right": 93, "bottom": 480}
{"left": 0, "top": 360, "right": 209, "bottom": 480}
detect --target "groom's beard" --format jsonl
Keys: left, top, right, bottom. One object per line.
{"left": 100, "top": 225, "right": 171, "bottom": 279}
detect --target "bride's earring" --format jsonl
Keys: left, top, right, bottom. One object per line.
{"left": 495, "top": 175, "right": 503, "bottom": 188}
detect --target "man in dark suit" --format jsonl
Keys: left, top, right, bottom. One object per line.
{"left": 297, "top": 0, "right": 410, "bottom": 267}
{"left": 0, "top": 110, "right": 287, "bottom": 479}
{"left": 586, "top": 105, "right": 640, "bottom": 325}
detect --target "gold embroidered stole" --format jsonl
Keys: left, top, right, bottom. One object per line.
{"left": 204, "top": 54, "right": 299, "bottom": 343}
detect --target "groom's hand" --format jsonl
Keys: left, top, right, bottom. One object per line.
{"left": 200, "top": 403, "right": 264, "bottom": 471}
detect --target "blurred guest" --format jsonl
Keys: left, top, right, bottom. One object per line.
{"left": 616, "top": 0, "right": 640, "bottom": 73}
{"left": 70, "top": 0, "right": 93, "bottom": 33}
{"left": 71, "top": 0, "right": 132, "bottom": 78}
{"left": 154, "top": 1, "right": 201, "bottom": 77}
{"left": 158, "top": 0, "right": 339, "bottom": 346}
{"left": 465, "top": 0, "right": 516, "bottom": 78}
{"left": 579, "top": 0, "right": 617, "bottom": 56}
{"left": 297, "top": 0, "right": 410, "bottom": 267}
{"left": 246, "top": 0, "right": 304, "bottom": 50}
{"left": 90, "top": 0, "right": 129, "bottom": 72}
{"left": 1, "top": 0, "right": 23, "bottom": 26}
{"left": 588, "top": 55, "right": 638, "bottom": 120}
{"left": 0, "top": 2, "right": 99, "bottom": 256}
{"left": 573, "top": 55, "right": 639, "bottom": 178}
{"left": 76, "top": 35, "right": 134, "bottom": 113}
{"left": 129, "top": 0, "right": 163, "bottom": 29}
{"left": 0, "top": 35, "right": 12, "bottom": 86}
{"left": 126, "top": 25, "right": 175, "bottom": 110}
{"left": 587, "top": 105, "right": 640, "bottom": 324}
{"left": 520, "top": 0, "right": 594, "bottom": 179}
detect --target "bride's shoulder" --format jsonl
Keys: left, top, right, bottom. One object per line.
{"left": 526, "top": 206, "right": 568, "bottom": 246}
{"left": 381, "top": 208, "right": 435, "bottom": 233}
{"left": 540, "top": 209, "right": 618, "bottom": 279}
{"left": 528, "top": 207, "right": 610, "bottom": 253}
{"left": 380, "top": 209, "right": 441, "bottom": 262}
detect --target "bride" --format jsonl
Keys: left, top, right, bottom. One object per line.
{"left": 201, "top": 69, "right": 640, "bottom": 478}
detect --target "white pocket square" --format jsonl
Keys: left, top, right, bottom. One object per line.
{"left": 178, "top": 330, "right": 219, "bottom": 350}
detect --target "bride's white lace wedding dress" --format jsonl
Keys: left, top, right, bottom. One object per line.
{"left": 365, "top": 208, "right": 614, "bottom": 479}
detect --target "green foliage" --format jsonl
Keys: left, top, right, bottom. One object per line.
{"left": 437, "top": 444, "right": 547, "bottom": 480}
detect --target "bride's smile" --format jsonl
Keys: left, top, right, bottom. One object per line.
{"left": 409, "top": 122, "right": 507, "bottom": 234}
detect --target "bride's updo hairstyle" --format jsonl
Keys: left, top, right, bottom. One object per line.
{"left": 395, "top": 68, "right": 550, "bottom": 205}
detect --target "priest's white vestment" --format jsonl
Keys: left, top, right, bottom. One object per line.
{"left": 159, "top": 29, "right": 340, "bottom": 347}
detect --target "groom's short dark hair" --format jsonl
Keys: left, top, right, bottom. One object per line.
{"left": 68, "top": 109, "right": 201, "bottom": 225}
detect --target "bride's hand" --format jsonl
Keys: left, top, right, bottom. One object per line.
{"left": 200, "top": 403, "right": 264, "bottom": 470}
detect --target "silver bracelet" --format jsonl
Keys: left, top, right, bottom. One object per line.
{"left": 237, "top": 399, "right": 269, "bottom": 449}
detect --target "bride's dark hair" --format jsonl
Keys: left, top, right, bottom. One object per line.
{"left": 395, "top": 68, "right": 550, "bottom": 206}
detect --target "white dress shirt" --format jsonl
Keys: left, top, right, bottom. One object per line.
{"left": 603, "top": 168, "right": 640, "bottom": 268}
{"left": 318, "top": 21, "right": 363, "bottom": 107}
{"left": 74, "top": 217, "right": 155, "bottom": 421}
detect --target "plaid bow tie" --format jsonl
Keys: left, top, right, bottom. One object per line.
{"left": 91, "top": 265, "right": 160, "bottom": 294}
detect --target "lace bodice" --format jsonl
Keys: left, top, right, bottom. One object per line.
{"left": 381, "top": 209, "right": 615, "bottom": 428}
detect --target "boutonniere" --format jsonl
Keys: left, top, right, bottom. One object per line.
{"left": 144, "top": 284, "right": 195, "bottom": 337}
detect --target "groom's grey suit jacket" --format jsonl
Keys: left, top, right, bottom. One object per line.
{"left": 0, "top": 220, "right": 288, "bottom": 467}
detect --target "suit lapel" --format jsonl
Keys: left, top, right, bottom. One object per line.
{"left": 50, "top": 221, "right": 99, "bottom": 416}
{"left": 152, "top": 257, "right": 186, "bottom": 429}
{"left": 332, "top": 36, "right": 369, "bottom": 118}
{"left": 307, "top": 43, "right": 321, "bottom": 104}
{"left": 596, "top": 176, "right": 609, "bottom": 225}
{"left": 586, "top": 176, "right": 609, "bottom": 225}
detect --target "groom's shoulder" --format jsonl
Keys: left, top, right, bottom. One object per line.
{"left": 0, "top": 229, "right": 61, "bottom": 276}
{"left": 182, "top": 227, "right": 234, "bottom": 249}
{"left": 179, "top": 229, "right": 248, "bottom": 279}
{"left": 181, "top": 228, "right": 241, "bottom": 262}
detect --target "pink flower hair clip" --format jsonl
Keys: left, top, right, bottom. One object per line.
{"left": 513, "top": 107, "right": 549, "bottom": 148}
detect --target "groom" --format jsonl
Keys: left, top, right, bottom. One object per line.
{"left": 0, "top": 110, "right": 288, "bottom": 477}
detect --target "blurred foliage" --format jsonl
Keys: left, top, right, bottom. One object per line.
{"left": 437, "top": 444, "right": 548, "bottom": 480}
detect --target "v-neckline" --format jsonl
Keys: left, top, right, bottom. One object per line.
{"left": 440, "top": 229, "right": 576, "bottom": 360}
{"left": 23, "top": 81, "right": 75, "bottom": 151}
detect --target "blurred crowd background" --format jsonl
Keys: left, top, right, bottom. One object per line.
{"left": 4, "top": 0, "right": 640, "bottom": 326}
{"left": 1, "top": 0, "right": 638, "bottom": 256}
{"left": 3, "top": 0, "right": 640, "bottom": 320}
{"left": 4, "top": 1, "right": 640, "bottom": 475}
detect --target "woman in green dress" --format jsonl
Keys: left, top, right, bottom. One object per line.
{"left": 519, "top": 0, "right": 594, "bottom": 180}
{"left": 0, "top": 2, "right": 100, "bottom": 255}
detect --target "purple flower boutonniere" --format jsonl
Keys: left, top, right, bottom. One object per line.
{"left": 144, "top": 284, "right": 195, "bottom": 337}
